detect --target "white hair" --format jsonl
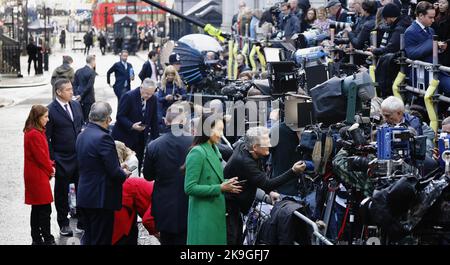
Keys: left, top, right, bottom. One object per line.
{"left": 381, "top": 96, "right": 405, "bottom": 113}
{"left": 244, "top": 126, "right": 270, "bottom": 149}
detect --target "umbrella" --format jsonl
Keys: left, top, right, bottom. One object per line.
{"left": 178, "top": 34, "right": 223, "bottom": 53}
{"left": 173, "top": 42, "right": 207, "bottom": 85}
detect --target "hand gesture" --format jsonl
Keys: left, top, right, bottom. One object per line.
{"left": 165, "top": 95, "right": 173, "bottom": 101}
{"left": 292, "top": 161, "right": 306, "bottom": 174}
{"left": 132, "top": 122, "right": 145, "bottom": 132}
{"left": 220, "top": 177, "right": 242, "bottom": 194}
{"left": 50, "top": 167, "right": 56, "bottom": 178}
{"left": 269, "top": 191, "right": 281, "bottom": 204}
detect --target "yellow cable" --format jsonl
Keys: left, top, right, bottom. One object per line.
{"left": 204, "top": 24, "right": 225, "bottom": 42}
{"left": 424, "top": 79, "right": 440, "bottom": 132}
{"left": 249, "top": 45, "right": 257, "bottom": 72}
{"left": 392, "top": 72, "right": 406, "bottom": 100}
{"left": 256, "top": 46, "right": 266, "bottom": 72}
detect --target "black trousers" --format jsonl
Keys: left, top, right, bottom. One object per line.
{"left": 27, "top": 57, "right": 37, "bottom": 75}
{"left": 81, "top": 102, "right": 93, "bottom": 123}
{"left": 115, "top": 216, "right": 138, "bottom": 245}
{"left": 226, "top": 202, "right": 244, "bottom": 245}
{"left": 54, "top": 163, "right": 79, "bottom": 228}
{"left": 30, "top": 204, "right": 53, "bottom": 243}
{"left": 100, "top": 45, "right": 106, "bottom": 55}
{"left": 80, "top": 208, "right": 114, "bottom": 245}
{"left": 160, "top": 231, "right": 187, "bottom": 245}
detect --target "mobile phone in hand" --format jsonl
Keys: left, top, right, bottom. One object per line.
{"left": 128, "top": 165, "right": 138, "bottom": 172}
{"left": 235, "top": 179, "right": 248, "bottom": 185}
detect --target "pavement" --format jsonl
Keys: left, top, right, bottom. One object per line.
{"left": 0, "top": 42, "right": 161, "bottom": 245}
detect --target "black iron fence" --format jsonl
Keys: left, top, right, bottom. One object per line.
{"left": 0, "top": 34, "right": 21, "bottom": 76}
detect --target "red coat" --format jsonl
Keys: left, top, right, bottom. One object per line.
{"left": 112, "top": 178, "right": 157, "bottom": 244}
{"left": 24, "top": 128, "right": 54, "bottom": 205}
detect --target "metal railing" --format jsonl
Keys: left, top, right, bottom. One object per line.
{"left": 293, "top": 210, "right": 334, "bottom": 245}
{"left": 0, "top": 34, "right": 21, "bottom": 76}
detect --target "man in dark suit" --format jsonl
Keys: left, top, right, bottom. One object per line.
{"left": 138, "top": 50, "right": 159, "bottom": 82}
{"left": 404, "top": 1, "right": 438, "bottom": 64}
{"left": 143, "top": 104, "right": 193, "bottom": 245}
{"left": 73, "top": 55, "right": 97, "bottom": 122}
{"left": 46, "top": 79, "right": 84, "bottom": 237}
{"left": 404, "top": 1, "right": 448, "bottom": 89}
{"left": 76, "top": 101, "right": 130, "bottom": 245}
{"left": 107, "top": 50, "right": 135, "bottom": 101}
{"left": 112, "top": 78, "right": 159, "bottom": 172}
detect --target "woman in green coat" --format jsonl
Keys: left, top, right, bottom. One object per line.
{"left": 184, "top": 114, "right": 242, "bottom": 245}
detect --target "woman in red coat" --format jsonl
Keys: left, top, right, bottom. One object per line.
{"left": 112, "top": 177, "right": 158, "bottom": 245}
{"left": 23, "top": 105, "right": 56, "bottom": 245}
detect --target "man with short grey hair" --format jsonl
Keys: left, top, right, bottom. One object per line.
{"left": 112, "top": 77, "right": 159, "bottom": 173}
{"left": 74, "top": 54, "right": 97, "bottom": 121}
{"left": 76, "top": 101, "right": 130, "bottom": 245}
{"left": 380, "top": 96, "right": 422, "bottom": 134}
{"left": 224, "top": 126, "right": 307, "bottom": 245}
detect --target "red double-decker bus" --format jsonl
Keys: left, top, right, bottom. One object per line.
{"left": 92, "top": 1, "right": 167, "bottom": 30}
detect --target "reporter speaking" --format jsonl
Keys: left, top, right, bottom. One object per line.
{"left": 224, "top": 126, "right": 307, "bottom": 245}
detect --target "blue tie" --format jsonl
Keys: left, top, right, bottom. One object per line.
{"left": 425, "top": 27, "right": 431, "bottom": 35}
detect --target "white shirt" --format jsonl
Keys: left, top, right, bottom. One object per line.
{"left": 149, "top": 59, "right": 157, "bottom": 81}
{"left": 56, "top": 97, "right": 73, "bottom": 121}
{"left": 415, "top": 19, "right": 428, "bottom": 33}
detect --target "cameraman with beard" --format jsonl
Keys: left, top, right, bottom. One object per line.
{"left": 224, "top": 126, "right": 307, "bottom": 245}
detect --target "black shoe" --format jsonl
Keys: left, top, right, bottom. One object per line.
{"left": 31, "top": 239, "right": 44, "bottom": 245}
{"left": 59, "top": 226, "right": 73, "bottom": 237}
{"left": 43, "top": 237, "right": 57, "bottom": 245}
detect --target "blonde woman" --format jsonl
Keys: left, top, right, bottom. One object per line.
{"left": 115, "top": 141, "right": 139, "bottom": 177}
{"left": 157, "top": 65, "right": 186, "bottom": 132}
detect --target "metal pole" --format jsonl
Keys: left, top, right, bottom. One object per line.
{"left": 12, "top": 6, "right": 15, "bottom": 39}
{"left": 24, "top": 0, "right": 28, "bottom": 48}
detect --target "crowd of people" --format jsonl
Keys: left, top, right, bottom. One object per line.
{"left": 21, "top": 0, "right": 450, "bottom": 246}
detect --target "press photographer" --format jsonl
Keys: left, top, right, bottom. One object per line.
{"left": 224, "top": 126, "right": 307, "bottom": 245}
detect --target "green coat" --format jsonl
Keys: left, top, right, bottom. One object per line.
{"left": 184, "top": 142, "right": 226, "bottom": 245}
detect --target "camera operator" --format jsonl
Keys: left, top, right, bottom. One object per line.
{"left": 224, "top": 126, "right": 307, "bottom": 245}
{"left": 434, "top": 116, "right": 450, "bottom": 161}
{"left": 279, "top": 2, "right": 301, "bottom": 39}
{"left": 344, "top": 0, "right": 377, "bottom": 49}
{"left": 368, "top": 3, "right": 411, "bottom": 56}
{"left": 327, "top": 0, "right": 349, "bottom": 22}
{"left": 380, "top": 96, "right": 439, "bottom": 173}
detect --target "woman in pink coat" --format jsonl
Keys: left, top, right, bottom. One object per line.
{"left": 23, "top": 105, "right": 56, "bottom": 245}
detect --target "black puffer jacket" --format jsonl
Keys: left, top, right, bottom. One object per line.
{"left": 373, "top": 15, "right": 412, "bottom": 56}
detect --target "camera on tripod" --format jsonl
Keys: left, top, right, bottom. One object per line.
{"left": 220, "top": 80, "right": 253, "bottom": 101}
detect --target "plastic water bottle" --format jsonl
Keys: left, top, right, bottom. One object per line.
{"left": 68, "top": 184, "right": 76, "bottom": 216}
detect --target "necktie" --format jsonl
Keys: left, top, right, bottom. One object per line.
{"left": 425, "top": 27, "right": 431, "bottom": 35}
{"left": 64, "top": 104, "right": 73, "bottom": 121}
{"left": 141, "top": 99, "right": 146, "bottom": 117}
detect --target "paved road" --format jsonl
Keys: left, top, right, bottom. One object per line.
{"left": 0, "top": 45, "right": 159, "bottom": 245}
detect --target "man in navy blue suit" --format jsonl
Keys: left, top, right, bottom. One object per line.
{"left": 73, "top": 55, "right": 97, "bottom": 122}
{"left": 46, "top": 79, "right": 84, "bottom": 237}
{"left": 143, "top": 104, "right": 193, "bottom": 245}
{"left": 112, "top": 78, "right": 159, "bottom": 173}
{"left": 76, "top": 102, "right": 130, "bottom": 245}
{"left": 138, "top": 50, "right": 159, "bottom": 82}
{"left": 404, "top": 1, "right": 448, "bottom": 90}
{"left": 404, "top": 1, "right": 437, "bottom": 64}
{"left": 106, "top": 50, "right": 135, "bottom": 101}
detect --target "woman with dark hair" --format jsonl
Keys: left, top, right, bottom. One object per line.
{"left": 23, "top": 105, "right": 56, "bottom": 245}
{"left": 184, "top": 113, "right": 242, "bottom": 245}
{"left": 433, "top": 0, "right": 450, "bottom": 67}
{"left": 303, "top": 8, "right": 317, "bottom": 31}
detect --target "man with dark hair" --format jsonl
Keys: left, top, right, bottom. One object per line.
{"left": 345, "top": 0, "right": 377, "bottom": 49}
{"left": 279, "top": 2, "right": 301, "bottom": 39}
{"left": 51, "top": 55, "right": 74, "bottom": 100}
{"left": 138, "top": 50, "right": 159, "bottom": 82}
{"left": 74, "top": 55, "right": 97, "bottom": 121}
{"left": 404, "top": 1, "right": 440, "bottom": 63}
{"left": 107, "top": 50, "right": 135, "bottom": 100}
{"left": 26, "top": 39, "right": 38, "bottom": 76}
{"left": 46, "top": 79, "right": 84, "bottom": 237}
